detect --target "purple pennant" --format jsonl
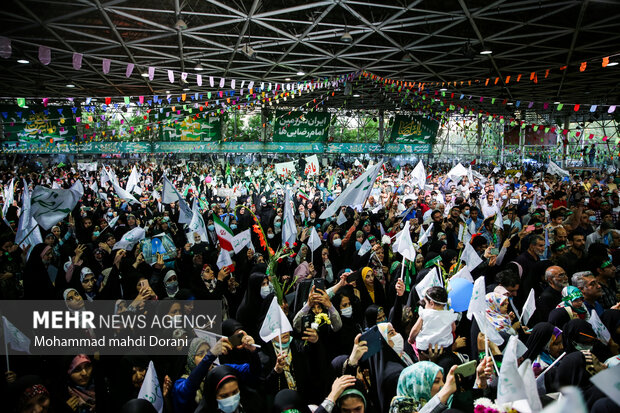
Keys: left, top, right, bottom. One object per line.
{"left": 248, "top": 81, "right": 254, "bottom": 90}
{"left": 528, "top": 101, "right": 534, "bottom": 108}
{"left": 39, "top": 46, "right": 51, "bottom": 65}
{"left": 76, "top": 117, "right": 81, "bottom": 123}
{"left": 231, "top": 79, "right": 236, "bottom": 89}
{"left": 609, "top": 105, "right": 617, "bottom": 113}
{"left": 125, "top": 63, "right": 134, "bottom": 77}
{"left": 42, "top": 98, "right": 48, "bottom": 107}
{"left": 0, "top": 37, "right": 11, "bottom": 59}
{"left": 102, "top": 59, "right": 111, "bottom": 74}
{"left": 181, "top": 72, "right": 188, "bottom": 82}
{"left": 148, "top": 66, "right": 155, "bottom": 81}
{"left": 197, "top": 74, "right": 202, "bottom": 86}
{"left": 219, "top": 77, "right": 225, "bottom": 88}
{"left": 72, "top": 53, "right": 82, "bottom": 70}
{"left": 139, "top": 96, "right": 144, "bottom": 104}
{"left": 168, "top": 70, "right": 174, "bottom": 83}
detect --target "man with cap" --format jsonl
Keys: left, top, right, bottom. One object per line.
{"left": 591, "top": 255, "right": 618, "bottom": 309}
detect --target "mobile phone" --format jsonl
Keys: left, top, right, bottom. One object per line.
{"left": 139, "top": 279, "right": 149, "bottom": 290}
{"left": 312, "top": 278, "right": 326, "bottom": 292}
{"left": 490, "top": 248, "right": 499, "bottom": 256}
{"left": 347, "top": 271, "right": 357, "bottom": 283}
{"left": 301, "top": 314, "right": 313, "bottom": 331}
{"left": 359, "top": 325, "right": 383, "bottom": 362}
{"left": 453, "top": 360, "right": 477, "bottom": 378}
{"left": 228, "top": 332, "right": 244, "bottom": 347}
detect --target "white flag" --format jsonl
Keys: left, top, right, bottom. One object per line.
{"left": 521, "top": 288, "right": 536, "bottom": 326}
{"left": 392, "top": 221, "right": 416, "bottom": 261}
{"left": 415, "top": 267, "right": 441, "bottom": 299}
{"left": 494, "top": 207, "right": 503, "bottom": 230}
{"left": 358, "top": 239, "right": 371, "bottom": 256}
{"left": 590, "top": 364, "right": 620, "bottom": 404}
{"left": 100, "top": 166, "right": 111, "bottom": 188}
{"left": 308, "top": 227, "right": 322, "bottom": 252}
{"left": 497, "top": 336, "right": 528, "bottom": 404}
{"left": 304, "top": 155, "right": 320, "bottom": 176}
{"left": 518, "top": 359, "right": 543, "bottom": 411}
{"left": 161, "top": 176, "right": 191, "bottom": 224}
{"left": 460, "top": 242, "right": 483, "bottom": 270}
{"left": 418, "top": 223, "right": 433, "bottom": 246}
{"left": 447, "top": 163, "right": 468, "bottom": 182}
{"left": 126, "top": 165, "right": 140, "bottom": 194}
{"left": 232, "top": 229, "right": 252, "bottom": 254}
{"left": 336, "top": 210, "right": 347, "bottom": 226}
{"left": 30, "top": 185, "right": 81, "bottom": 230}
{"left": 275, "top": 161, "right": 296, "bottom": 177}
{"left": 473, "top": 310, "right": 504, "bottom": 346}
{"left": 78, "top": 162, "right": 98, "bottom": 172}
{"left": 540, "top": 387, "right": 587, "bottom": 413}
{"left": 138, "top": 361, "right": 163, "bottom": 413}
{"left": 587, "top": 309, "right": 611, "bottom": 344}
{"left": 216, "top": 248, "right": 233, "bottom": 269}
{"left": 259, "top": 296, "right": 293, "bottom": 343}
{"left": 16, "top": 179, "right": 42, "bottom": 252}
{"left": 70, "top": 180, "right": 84, "bottom": 198}
{"left": 2, "top": 316, "right": 31, "bottom": 353}
{"left": 2, "top": 178, "right": 15, "bottom": 219}
{"left": 320, "top": 162, "right": 383, "bottom": 219}
{"left": 187, "top": 201, "right": 208, "bottom": 244}
{"left": 546, "top": 161, "right": 569, "bottom": 178}
{"left": 108, "top": 215, "right": 120, "bottom": 229}
{"left": 467, "top": 276, "right": 486, "bottom": 320}
{"left": 282, "top": 187, "right": 297, "bottom": 247}
{"left": 410, "top": 160, "right": 426, "bottom": 189}
{"left": 113, "top": 227, "right": 145, "bottom": 251}
{"left": 161, "top": 175, "right": 178, "bottom": 204}
{"left": 451, "top": 265, "right": 474, "bottom": 283}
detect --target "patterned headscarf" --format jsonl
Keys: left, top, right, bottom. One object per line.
{"left": 485, "top": 292, "right": 512, "bottom": 332}
{"left": 185, "top": 337, "right": 209, "bottom": 374}
{"left": 557, "top": 285, "right": 587, "bottom": 315}
{"left": 389, "top": 362, "right": 444, "bottom": 413}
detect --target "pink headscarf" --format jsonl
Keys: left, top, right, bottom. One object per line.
{"left": 67, "top": 354, "right": 91, "bottom": 374}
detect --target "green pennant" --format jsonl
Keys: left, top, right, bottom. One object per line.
{"left": 491, "top": 98, "right": 496, "bottom": 104}
{"left": 533, "top": 125, "right": 539, "bottom": 131}
{"left": 207, "top": 92, "right": 212, "bottom": 99}
{"left": 442, "top": 91, "right": 446, "bottom": 97}
{"left": 424, "top": 255, "right": 442, "bottom": 269}
{"left": 17, "top": 98, "right": 25, "bottom": 108}
{"left": 557, "top": 103, "right": 564, "bottom": 111}
{"left": 545, "top": 127, "right": 550, "bottom": 133}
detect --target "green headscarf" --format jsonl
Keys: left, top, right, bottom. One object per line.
{"left": 389, "top": 361, "right": 451, "bottom": 413}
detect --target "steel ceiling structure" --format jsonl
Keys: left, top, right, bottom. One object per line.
{"left": 0, "top": 0, "right": 619, "bottom": 119}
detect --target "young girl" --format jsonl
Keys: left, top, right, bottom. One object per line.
{"left": 408, "top": 287, "right": 458, "bottom": 354}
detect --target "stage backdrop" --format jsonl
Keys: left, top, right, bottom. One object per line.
{"left": 504, "top": 125, "right": 557, "bottom": 146}
{"left": 272, "top": 111, "right": 330, "bottom": 142}
{"left": 0, "top": 105, "right": 77, "bottom": 142}
{"left": 389, "top": 115, "right": 439, "bottom": 144}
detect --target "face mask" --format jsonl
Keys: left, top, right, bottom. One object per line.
{"left": 355, "top": 241, "right": 362, "bottom": 251}
{"left": 230, "top": 224, "right": 237, "bottom": 230}
{"left": 464, "top": 210, "right": 470, "bottom": 216}
{"left": 107, "top": 212, "right": 113, "bottom": 217}
{"left": 260, "top": 285, "right": 271, "bottom": 299}
{"left": 217, "top": 393, "right": 241, "bottom": 413}
{"left": 502, "top": 195, "right": 508, "bottom": 200}
{"left": 333, "top": 238, "right": 342, "bottom": 248}
{"left": 589, "top": 216, "right": 596, "bottom": 222}
{"left": 391, "top": 333, "right": 404, "bottom": 354}
{"left": 274, "top": 222, "right": 281, "bottom": 228}
{"left": 166, "top": 281, "right": 179, "bottom": 296}
{"left": 341, "top": 306, "right": 353, "bottom": 318}
{"left": 267, "top": 233, "right": 275, "bottom": 239}
{"left": 208, "top": 225, "right": 215, "bottom": 231}
{"left": 573, "top": 341, "right": 593, "bottom": 352}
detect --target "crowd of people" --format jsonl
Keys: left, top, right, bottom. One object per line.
{"left": 0, "top": 154, "right": 619, "bottom": 413}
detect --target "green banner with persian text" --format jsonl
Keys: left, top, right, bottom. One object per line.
{"left": 273, "top": 111, "right": 330, "bottom": 142}
{"left": 389, "top": 115, "right": 438, "bottom": 144}
{"left": 1, "top": 105, "right": 77, "bottom": 143}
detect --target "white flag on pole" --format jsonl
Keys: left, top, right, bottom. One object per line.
{"left": 2, "top": 178, "right": 14, "bottom": 221}
{"left": 447, "top": 163, "right": 468, "bottom": 182}
{"left": 410, "top": 160, "right": 426, "bottom": 189}
{"left": 546, "top": 161, "right": 570, "bottom": 178}
{"left": 161, "top": 175, "right": 178, "bottom": 204}
{"left": 497, "top": 336, "right": 528, "bottom": 404}
{"left": 30, "top": 185, "right": 81, "bottom": 230}
{"left": 160, "top": 175, "right": 191, "bottom": 224}
{"left": 473, "top": 310, "right": 504, "bottom": 345}
{"left": 460, "top": 241, "right": 483, "bottom": 270}
{"left": 308, "top": 227, "right": 322, "bottom": 252}
{"left": 70, "top": 180, "right": 84, "bottom": 198}
{"left": 187, "top": 201, "right": 208, "bottom": 244}
{"left": 16, "top": 179, "right": 42, "bottom": 251}
{"left": 418, "top": 223, "right": 433, "bottom": 246}
{"left": 358, "top": 239, "right": 372, "bottom": 256}
{"left": 540, "top": 387, "right": 587, "bottom": 413}
{"left": 392, "top": 221, "right": 416, "bottom": 261}
{"left": 587, "top": 309, "right": 611, "bottom": 344}
{"left": 336, "top": 210, "right": 347, "bottom": 226}
{"left": 107, "top": 215, "right": 120, "bottom": 229}
{"left": 113, "top": 227, "right": 145, "bottom": 251}
{"left": 320, "top": 162, "right": 383, "bottom": 219}
{"left": 138, "top": 361, "right": 163, "bottom": 413}
{"left": 232, "top": 229, "right": 252, "bottom": 254}
{"left": 415, "top": 267, "right": 441, "bottom": 299}
{"left": 282, "top": 187, "right": 297, "bottom": 248}
{"left": 2, "top": 316, "right": 31, "bottom": 353}
{"left": 467, "top": 276, "right": 486, "bottom": 320}
{"left": 451, "top": 265, "right": 474, "bottom": 283}
{"left": 520, "top": 289, "right": 536, "bottom": 326}
{"left": 216, "top": 248, "right": 233, "bottom": 269}
{"left": 126, "top": 165, "right": 140, "bottom": 194}
{"left": 517, "top": 359, "right": 543, "bottom": 411}
{"left": 259, "top": 296, "right": 293, "bottom": 343}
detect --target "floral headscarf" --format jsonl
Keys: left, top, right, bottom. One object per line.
{"left": 389, "top": 362, "right": 445, "bottom": 413}
{"left": 485, "top": 292, "right": 512, "bottom": 332}
{"left": 556, "top": 286, "right": 587, "bottom": 315}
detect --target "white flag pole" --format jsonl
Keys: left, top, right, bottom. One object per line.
{"left": 536, "top": 352, "right": 566, "bottom": 381}
{"left": 278, "top": 333, "right": 283, "bottom": 356}
{"left": 400, "top": 258, "right": 406, "bottom": 280}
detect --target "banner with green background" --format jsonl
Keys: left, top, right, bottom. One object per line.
{"left": 158, "top": 108, "right": 221, "bottom": 141}
{"left": 1, "top": 105, "right": 77, "bottom": 142}
{"left": 273, "top": 111, "right": 330, "bottom": 142}
{"left": 389, "top": 115, "right": 438, "bottom": 144}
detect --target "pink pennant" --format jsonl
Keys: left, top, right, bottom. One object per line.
{"left": 102, "top": 58, "right": 111, "bottom": 74}
{"left": 181, "top": 72, "right": 188, "bottom": 82}
{"left": 0, "top": 37, "right": 11, "bottom": 59}
{"left": 42, "top": 98, "right": 48, "bottom": 107}
{"left": 148, "top": 66, "right": 155, "bottom": 80}
{"left": 231, "top": 79, "right": 236, "bottom": 89}
{"left": 139, "top": 96, "right": 144, "bottom": 104}
{"left": 168, "top": 70, "right": 174, "bottom": 83}
{"left": 39, "top": 46, "right": 51, "bottom": 65}
{"left": 609, "top": 105, "right": 616, "bottom": 113}
{"left": 72, "top": 53, "right": 82, "bottom": 70}
{"left": 197, "top": 74, "right": 202, "bottom": 86}
{"left": 125, "top": 63, "right": 134, "bottom": 78}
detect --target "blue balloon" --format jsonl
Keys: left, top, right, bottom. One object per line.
{"left": 448, "top": 277, "right": 474, "bottom": 312}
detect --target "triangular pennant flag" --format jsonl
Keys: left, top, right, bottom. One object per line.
{"left": 72, "top": 52, "right": 82, "bottom": 70}
{"left": 336, "top": 210, "right": 347, "bottom": 226}
{"left": 460, "top": 241, "right": 483, "bottom": 270}
{"left": 392, "top": 221, "right": 416, "bottom": 261}
{"left": 451, "top": 265, "right": 474, "bottom": 283}
{"left": 125, "top": 63, "right": 134, "bottom": 77}
{"left": 358, "top": 239, "right": 372, "bottom": 256}
{"left": 138, "top": 361, "right": 163, "bottom": 413}
{"left": 102, "top": 58, "right": 111, "bottom": 74}
{"left": 467, "top": 276, "right": 486, "bottom": 320}
{"left": 259, "top": 296, "right": 293, "bottom": 343}
{"left": 38, "top": 45, "right": 51, "bottom": 65}
{"left": 216, "top": 248, "right": 233, "bottom": 269}
{"left": 415, "top": 267, "right": 441, "bottom": 299}
{"left": 587, "top": 309, "right": 611, "bottom": 344}
{"left": 497, "top": 336, "right": 528, "bottom": 404}
{"left": 308, "top": 227, "right": 322, "bottom": 252}
{"left": 520, "top": 289, "right": 536, "bottom": 325}
{"left": 2, "top": 316, "right": 31, "bottom": 354}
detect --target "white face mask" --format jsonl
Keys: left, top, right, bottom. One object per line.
{"left": 341, "top": 306, "right": 353, "bottom": 318}
{"left": 217, "top": 392, "right": 241, "bottom": 413}
{"left": 391, "top": 333, "right": 404, "bottom": 354}
{"left": 260, "top": 285, "right": 271, "bottom": 299}
{"left": 267, "top": 233, "right": 275, "bottom": 239}
{"left": 332, "top": 238, "right": 342, "bottom": 247}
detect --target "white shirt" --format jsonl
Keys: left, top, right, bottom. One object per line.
{"left": 416, "top": 308, "right": 458, "bottom": 351}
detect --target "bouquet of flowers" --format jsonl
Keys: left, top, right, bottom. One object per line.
{"left": 474, "top": 398, "right": 521, "bottom": 413}
{"left": 311, "top": 313, "right": 331, "bottom": 330}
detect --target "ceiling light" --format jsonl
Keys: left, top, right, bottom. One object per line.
{"left": 340, "top": 32, "right": 353, "bottom": 43}
{"left": 174, "top": 19, "right": 188, "bottom": 30}
{"left": 440, "top": 88, "right": 447, "bottom": 91}
{"left": 183, "top": 88, "right": 190, "bottom": 91}
{"left": 285, "top": 77, "right": 291, "bottom": 81}
{"left": 166, "top": 90, "right": 170, "bottom": 94}
{"left": 506, "top": 102, "right": 513, "bottom": 105}
{"left": 607, "top": 62, "right": 618, "bottom": 66}
{"left": 66, "top": 84, "right": 75, "bottom": 88}
{"left": 140, "top": 72, "right": 149, "bottom": 77}
{"left": 353, "top": 94, "right": 360, "bottom": 98}
{"left": 17, "top": 59, "right": 29, "bottom": 64}
{"left": 22, "top": 105, "right": 29, "bottom": 109}
{"left": 480, "top": 50, "right": 493, "bottom": 55}
{"left": 553, "top": 101, "right": 561, "bottom": 104}
{"left": 296, "top": 70, "right": 305, "bottom": 76}
{"left": 194, "top": 62, "right": 204, "bottom": 71}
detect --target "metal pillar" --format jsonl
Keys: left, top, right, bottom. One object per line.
{"left": 519, "top": 124, "right": 525, "bottom": 164}
{"left": 378, "top": 109, "right": 385, "bottom": 145}
{"left": 562, "top": 116, "right": 569, "bottom": 168}
{"left": 476, "top": 117, "right": 482, "bottom": 162}
{"left": 261, "top": 107, "right": 267, "bottom": 142}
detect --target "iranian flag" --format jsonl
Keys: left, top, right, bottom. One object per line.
{"left": 213, "top": 214, "right": 234, "bottom": 251}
